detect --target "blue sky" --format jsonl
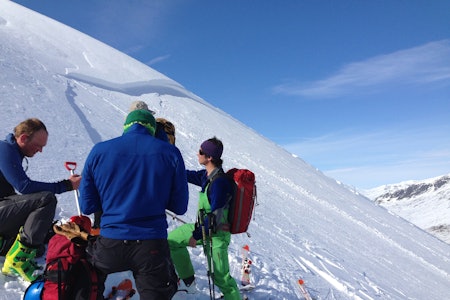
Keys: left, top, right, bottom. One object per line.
{"left": 12, "top": 0, "right": 450, "bottom": 189}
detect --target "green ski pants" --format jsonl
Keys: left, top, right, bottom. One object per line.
{"left": 168, "top": 223, "right": 241, "bottom": 300}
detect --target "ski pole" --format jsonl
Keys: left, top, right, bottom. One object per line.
{"left": 64, "top": 161, "right": 81, "bottom": 216}
{"left": 208, "top": 213, "right": 216, "bottom": 300}
{"left": 199, "top": 210, "right": 214, "bottom": 300}
{"left": 165, "top": 209, "right": 187, "bottom": 224}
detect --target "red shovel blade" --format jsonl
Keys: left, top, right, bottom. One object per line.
{"left": 65, "top": 161, "right": 77, "bottom": 171}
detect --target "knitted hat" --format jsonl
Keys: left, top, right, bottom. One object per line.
{"left": 200, "top": 139, "right": 223, "bottom": 159}
{"left": 129, "top": 100, "right": 155, "bottom": 114}
{"left": 124, "top": 109, "right": 156, "bottom": 136}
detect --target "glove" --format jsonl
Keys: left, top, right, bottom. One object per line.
{"left": 53, "top": 222, "right": 89, "bottom": 241}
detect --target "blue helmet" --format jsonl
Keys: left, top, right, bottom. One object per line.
{"left": 23, "top": 279, "right": 44, "bottom": 300}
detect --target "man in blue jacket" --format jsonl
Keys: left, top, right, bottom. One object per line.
{"left": 91, "top": 100, "right": 176, "bottom": 232}
{"left": 0, "top": 118, "right": 81, "bottom": 282}
{"left": 79, "top": 109, "right": 188, "bottom": 299}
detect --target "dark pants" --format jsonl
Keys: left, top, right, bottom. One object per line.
{"left": 0, "top": 191, "right": 57, "bottom": 249}
{"left": 87, "top": 236, "right": 178, "bottom": 300}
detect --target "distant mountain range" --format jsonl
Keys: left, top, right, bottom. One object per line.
{"left": 363, "top": 174, "right": 450, "bottom": 244}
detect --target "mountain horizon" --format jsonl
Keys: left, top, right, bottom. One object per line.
{"left": 1, "top": 1, "right": 450, "bottom": 299}
{"left": 364, "top": 173, "right": 450, "bottom": 245}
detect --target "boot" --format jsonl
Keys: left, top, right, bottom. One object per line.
{"left": 1, "top": 233, "right": 40, "bottom": 282}
{"left": 178, "top": 276, "right": 198, "bottom": 294}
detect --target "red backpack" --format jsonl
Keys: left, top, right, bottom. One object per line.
{"left": 226, "top": 168, "right": 257, "bottom": 234}
{"left": 208, "top": 168, "right": 257, "bottom": 235}
{"left": 43, "top": 217, "right": 102, "bottom": 300}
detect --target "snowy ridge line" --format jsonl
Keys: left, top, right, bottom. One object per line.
{"left": 65, "top": 70, "right": 241, "bottom": 127}
{"left": 65, "top": 72, "right": 193, "bottom": 98}
{"left": 364, "top": 173, "right": 450, "bottom": 245}
{"left": 70, "top": 78, "right": 127, "bottom": 116}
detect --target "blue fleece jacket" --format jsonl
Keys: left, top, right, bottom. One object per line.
{"left": 0, "top": 133, "right": 71, "bottom": 198}
{"left": 79, "top": 124, "right": 188, "bottom": 240}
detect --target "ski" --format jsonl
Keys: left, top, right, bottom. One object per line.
{"left": 240, "top": 244, "right": 254, "bottom": 300}
{"left": 297, "top": 278, "right": 312, "bottom": 300}
{"left": 240, "top": 244, "right": 252, "bottom": 286}
{"left": 107, "top": 278, "right": 136, "bottom": 299}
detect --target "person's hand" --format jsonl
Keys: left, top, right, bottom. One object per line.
{"left": 188, "top": 236, "right": 197, "bottom": 248}
{"left": 69, "top": 174, "right": 81, "bottom": 190}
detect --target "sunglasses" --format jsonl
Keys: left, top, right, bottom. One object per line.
{"left": 198, "top": 149, "right": 205, "bottom": 155}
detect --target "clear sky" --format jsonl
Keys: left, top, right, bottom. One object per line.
{"left": 11, "top": 0, "right": 450, "bottom": 189}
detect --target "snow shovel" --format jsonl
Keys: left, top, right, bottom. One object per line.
{"left": 64, "top": 161, "right": 81, "bottom": 216}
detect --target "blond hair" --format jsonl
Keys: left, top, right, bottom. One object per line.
{"left": 14, "top": 118, "right": 47, "bottom": 138}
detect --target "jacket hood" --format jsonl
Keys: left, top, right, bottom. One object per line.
{"left": 5, "top": 133, "right": 16, "bottom": 144}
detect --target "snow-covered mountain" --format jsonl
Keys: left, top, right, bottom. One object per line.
{"left": 364, "top": 174, "right": 450, "bottom": 244}
{"left": 1, "top": 1, "right": 450, "bottom": 299}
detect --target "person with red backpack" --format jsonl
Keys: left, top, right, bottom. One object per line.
{"left": 168, "top": 137, "right": 241, "bottom": 300}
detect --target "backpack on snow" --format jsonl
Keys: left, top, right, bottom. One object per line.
{"left": 210, "top": 168, "right": 257, "bottom": 235}
{"left": 24, "top": 218, "right": 102, "bottom": 300}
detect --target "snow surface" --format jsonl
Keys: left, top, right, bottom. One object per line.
{"left": 1, "top": 1, "right": 450, "bottom": 299}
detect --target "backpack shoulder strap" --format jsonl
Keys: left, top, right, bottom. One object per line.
{"left": 206, "top": 170, "right": 236, "bottom": 227}
{"left": 78, "top": 259, "right": 100, "bottom": 300}
{"left": 206, "top": 169, "right": 228, "bottom": 199}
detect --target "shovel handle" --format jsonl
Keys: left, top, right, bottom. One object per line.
{"left": 64, "top": 161, "right": 81, "bottom": 216}
{"left": 65, "top": 161, "right": 77, "bottom": 172}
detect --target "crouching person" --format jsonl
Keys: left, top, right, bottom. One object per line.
{"left": 0, "top": 118, "right": 81, "bottom": 282}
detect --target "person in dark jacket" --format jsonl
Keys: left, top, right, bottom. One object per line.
{"left": 0, "top": 118, "right": 81, "bottom": 282}
{"left": 168, "top": 137, "right": 241, "bottom": 300}
{"left": 79, "top": 109, "right": 188, "bottom": 299}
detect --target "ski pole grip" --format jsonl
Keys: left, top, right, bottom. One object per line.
{"left": 65, "top": 161, "right": 77, "bottom": 172}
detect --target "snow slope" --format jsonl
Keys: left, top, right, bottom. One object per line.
{"left": 364, "top": 174, "right": 450, "bottom": 244}
{"left": 1, "top": 1, "right": 450, "bottom": 299}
